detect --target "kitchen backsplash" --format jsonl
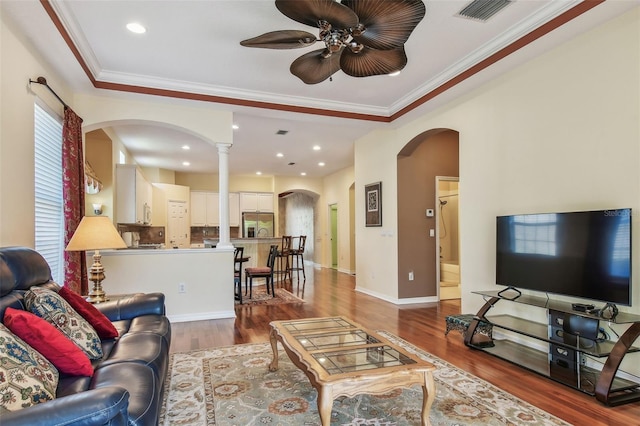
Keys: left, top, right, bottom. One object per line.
{"left": 117, "top": 224, "right": 165, "bottom": 245}
{"left": 190, "top": 226, "right": 240, "bottom": 243}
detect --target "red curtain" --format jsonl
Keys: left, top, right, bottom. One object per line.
{"left": 62, "top": 108, "right": 88, "bottom": 295}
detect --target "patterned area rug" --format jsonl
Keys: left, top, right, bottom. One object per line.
{"left": 159, "top": 331, "right": 571, "bottom": 425}
{"left": 234, "top": 285, "right": 304, "bottom": 306}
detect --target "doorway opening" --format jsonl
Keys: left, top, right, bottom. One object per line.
{"left": 436, "top": 177, "right": 460, "bottom": 299}
{"left": 330, "top": 204, "right": 338, "bottom": 269}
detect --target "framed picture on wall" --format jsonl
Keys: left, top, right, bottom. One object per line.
{"left": 365, "top": 181, "right": 382, "bottom": 227}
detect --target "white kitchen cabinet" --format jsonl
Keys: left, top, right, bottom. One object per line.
{"left": 229, "top": 192, "right": 240, "bottom": 226}
{"left": 240, "top": 192, "right": 274, "bottom": 213}
{"left": 116, "top": 165, "right": 152, "bottom": 224}
{"left": 190, "top": 191, "right": 219, "bottom": 226}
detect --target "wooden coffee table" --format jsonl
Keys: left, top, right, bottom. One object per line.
{"left": 269, "top": 316, "right": 436, "bottom": 426}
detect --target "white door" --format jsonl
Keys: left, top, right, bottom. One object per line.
{"left": 168, "top": 200, "right": 189, "bottom": 248}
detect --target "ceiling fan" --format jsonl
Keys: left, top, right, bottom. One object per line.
{"left": 240, "top": 0, "right": 426, "bottom": 84}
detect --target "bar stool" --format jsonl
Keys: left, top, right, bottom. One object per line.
{"left": 273, "top": 236, "right": 292, "bottom": 283}
{"left": 288, "top": 235, "right": 306, "bottom": 282}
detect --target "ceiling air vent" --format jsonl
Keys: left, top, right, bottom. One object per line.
{"left": 276, "top": 129, "right": 289, "bottom": 135}
{"left": 457, "top": 0, "right": 513, "bottom": 22}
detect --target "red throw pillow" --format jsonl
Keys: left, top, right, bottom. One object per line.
{"left": 4, "top": 307, "right": 94, "bottom": 377}
{"left": 58, "top": 287, "right": 119, "bottom": 339}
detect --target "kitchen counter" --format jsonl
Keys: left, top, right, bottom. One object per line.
{"left": 94, "top": 248, "right": 235, "bottom": 322}
{"left": 229, "top": 238, "right": 280, "bottom": 267}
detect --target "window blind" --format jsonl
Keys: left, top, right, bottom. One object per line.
{"left": 34, "top": 102, "right": 64, "bottom": 284}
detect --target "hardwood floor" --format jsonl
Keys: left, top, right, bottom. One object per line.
{"left": 170, "top": 267, "right": 640, "bottom": 425}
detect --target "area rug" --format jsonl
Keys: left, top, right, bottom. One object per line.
{"left": 234, "top": 285, "right": 304, "bottom": 306}
{"left": 159, "top": 331, "right": 571, "bottom": 425}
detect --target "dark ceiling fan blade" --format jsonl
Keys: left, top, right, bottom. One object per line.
{"left": 342, "top": 0, "right": 426, "bottom": 50}
{"left": 340, "top": 46, "right": 407, "bottom": 77}
{"left": 276, "top": 0, "right": 358, "bottom": 29}
{"left": 240, "top": 30, "right": 317, "bottom": 49}
{"left": 290, "top": 48, "right": 343, "bottom": 84}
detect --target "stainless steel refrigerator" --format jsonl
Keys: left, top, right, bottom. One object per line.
{"left": 242, "top": 212, "right": 274, "bottom": 238}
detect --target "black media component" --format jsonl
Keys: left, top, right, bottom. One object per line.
{"left": 572, "top": 303, "right": 595, "bottom": 312}
{"left": 496, "top": 208, "right": 632, "bottom": 306}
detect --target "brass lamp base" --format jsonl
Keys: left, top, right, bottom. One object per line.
{"left": 86, "top": 250, "right": 110, "bottom": 304}
{"left": 86, "top": 287, "right": 110, "bottom": 304}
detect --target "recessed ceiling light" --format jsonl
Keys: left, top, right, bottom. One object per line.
{"left": 182, "top": 145, "right": 190, "bottom": 150}
{"left": 256, "top": 171, "right": 262, "bottom": 175}
{"left": 276, "top": 153, "right": 284, "bottom": 157}
{"left": 300, "top": 172, "right": 307, "bottom": 176}
{"left": 232, "top": 124, "right": 239, "bottom": 130}
{"left": 388, "top": 70, "right": 401, "bottom": 77}
{"left": 126, "top": 22, "right": 146, "bottom": 34}
{"left": 313, "top": 145, "right": 321, "bottom": 151}
{"left": 182, "top": 161, "right": 190, "bottom": 166}
{"left": 318, "top": 162, "right": 325, "bottom": 167}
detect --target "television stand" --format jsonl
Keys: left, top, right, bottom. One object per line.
{"left": 465, "top": 291, "right": 640, "bottom": 406}
{"left": 497, "top": 286, "right": 521, "bottom": 300}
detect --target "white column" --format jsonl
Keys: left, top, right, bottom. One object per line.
{"left": 216, "top": 143, "right": 233, "bottom": 249}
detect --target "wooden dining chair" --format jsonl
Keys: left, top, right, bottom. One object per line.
{"left": 233, "top": 246, "right": 244, "bottom": 303}
{"left": 244, "top": 245, "right": 278, "bottom": 298}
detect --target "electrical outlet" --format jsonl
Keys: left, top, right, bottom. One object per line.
{"left": 178, "top": 282, "right": 186, "bottom": 293}
{"left": 408, "top": 271, "right": 414, "bottom": 281}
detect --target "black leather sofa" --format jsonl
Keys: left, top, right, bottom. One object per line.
{"left": 0, "top": 247, "right": 171, "bottom": 425}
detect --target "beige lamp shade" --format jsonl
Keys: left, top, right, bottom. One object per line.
{"left": 65, "top": 216, "right": 127, "bottom": 251}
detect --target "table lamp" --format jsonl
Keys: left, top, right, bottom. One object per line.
{"left": 65, "top": 216, "right": 127, "bottom": 303}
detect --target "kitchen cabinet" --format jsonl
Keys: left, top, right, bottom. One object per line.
{"left": 240, "top": 192, "right": 274, "bottom": 212}
{"left": 229, "top": 192, "right": 240, "bottom": 226}
{"left": 116, "top": 165, "right": 152, "bottom": 224}
{"left": 191, "top": 191, "right": 240, "bottom": 227}
{"left": 190, "top": 191, "right": 219, "bottom": 226}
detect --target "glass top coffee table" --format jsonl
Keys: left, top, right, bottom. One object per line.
{"left": 269, "top": 316, "right": 436, "bottom": 425}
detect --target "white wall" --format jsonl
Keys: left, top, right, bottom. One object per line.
{"left": 355, "top": 8, "right": 640, "bottom": 313}
{"left": 99, "top": 249, "right": 235, "bottom": 322}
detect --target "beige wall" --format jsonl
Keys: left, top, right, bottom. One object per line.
{"left": 355, "top": 8, "right": 640, "bottom": 314}
{"left": 0, "top": 11, "right": 71, "bottom": 246}
{"left": 322, "top": 166, "right": 355, "bottom": 273}
{"left": 85, "top": 130, "right": 114, "bottom": 220}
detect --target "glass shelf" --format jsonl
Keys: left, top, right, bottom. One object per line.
{"left": 473, "top": 290, "right": 640, "bottom": 324}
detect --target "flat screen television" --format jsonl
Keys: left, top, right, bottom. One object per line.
{"left": 496, "top": 208, "right": 632, "bottom": 306}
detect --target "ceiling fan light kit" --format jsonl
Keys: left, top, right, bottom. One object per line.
{"left": 240, "top": 0, "right": 426, "bottom": 84}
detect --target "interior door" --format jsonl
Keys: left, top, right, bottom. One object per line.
{"left": 168, "top": 200, "right": 189, "bottom": 248}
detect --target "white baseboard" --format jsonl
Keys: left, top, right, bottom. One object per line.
{"left": 355, "top": 287, "right": 438, "bottom": 305}
{"left": 168, "top": 310, "right": 236, "bottom": 323}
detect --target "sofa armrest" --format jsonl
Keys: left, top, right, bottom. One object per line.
{"left": 0, "top": 387, "right": 129, "bottom": 426}
{"left": 96, "top": 293, "right": 166, "bottom": 321}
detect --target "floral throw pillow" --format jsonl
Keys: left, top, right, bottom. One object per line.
{"left": 0, "top": 323, "right": 58, "bottom": 411}
{"left": 24, "top": 287, "right": 103, "bottom": 360}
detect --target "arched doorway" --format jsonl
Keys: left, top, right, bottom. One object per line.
{"left": 396, "top": 129, "right": 459, "bottom": 300}
{"left": 277, "top": 190, "right": 318, "bottom": 267}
